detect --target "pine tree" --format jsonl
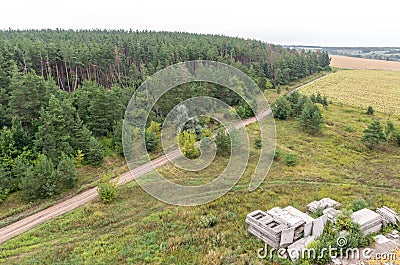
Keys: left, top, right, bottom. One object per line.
{"left": 298, "top": 101, "right": 323, "bottom": 135}
{"left": 8, "top": 71, "right": 57, "bottom": 131}
{"left": 112, "top": 119, "right": 123, "bottom": 155}
{"left": 57, "top": 154, "right": 78, "bottom": 189}
{"left": 85, "top": 137, "right": 104, "bottom": 166}
{"left": 20, "top": 154, "right": 60, "bottom": 200}
{"left": 362, "top": 119, "right": 387, "bottom": 149}
{"left": 272, "top": 97, "right": 293, "bottom": 120}
{"left": 34, "top": 95, "right": 73, "bottom": 162}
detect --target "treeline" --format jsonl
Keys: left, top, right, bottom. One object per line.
{"left": 0, "top": 30, "right": 330, "bottom": 202}
{"left": 0, "top": 30, "right": 330, "bottom": 92}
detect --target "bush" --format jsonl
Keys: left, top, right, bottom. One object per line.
{"left": 236, "top": 103, "right": 254, "bottom": 119}
{"left": 0, "top": 187, "right": 9, "bottom": 203}
{"left": 177, "top": 130, "right": 200, "bottom": 159}
{"left": 57, "top": 154, "right": 78, "bottom": 189}
{"left": 199, "top": 214, "right": 218, "bottom": 228}
{"left": 274, "top": 148, "right": 282, "bottom": 161}
{"left": 215, "top": 130, "right": 231, "bottom": 156}
{"left": 254, "top": 137, "right": 262, "bottom": 149}
{"left": 366, "top": 106, "right": 374, "bottom": 115}
{"left": 336, "top": 209, "right": 355, "bottom": 231}
{"left": 97, "top": 173, "right": 118, "bottom": 203}
{"left": 284, "top": 153, "right": 298, "bottom": 166}
{"left": 350, "top": 198, "right": 369, "bottom": 212}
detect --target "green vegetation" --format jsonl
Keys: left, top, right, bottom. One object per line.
{"left": 1, "top": 98, "right": 399, "bottom": 264}
{"left": 0, "top": 30, "right": 399, "bottom": 264}
{"left": 97, "top": 173, "right": 118, "bottom": 204}
{"left": 366, "top": 106, "right": 375, "bottom": 115}
{"left": 177, "top": 130, "right": 200, "bottom": 159}
{"left": 284, "top": 153, "right": 298, "bottom": 167}
{"left": 0, "top": 30, "right": 330, "bottom": 204}
{"left": 362, "top": 119, "right": 387, "bottom": 149}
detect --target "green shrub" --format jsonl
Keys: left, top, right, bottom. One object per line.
{"left": 366, "top": 106, "right": 374, "bottom": 115}
{"left": 274, "top": 148, "right": 282, "bottom": 161}
{"left": 97, "top": 173, "right": 118, "bottom": 203}
{"left": 199, "top": 214, "right": 218, "bottom": 228}
{"left": 215, "top": 130, "right": 231, "bottom": 156}
{"left": 336, "top": 209, "right": 355, "bottom": 231}
{"left": 284, "top": 153, "right": 298, "bottom": 166}
{"left": 0, "top": 187, "right": 9, "bottom": 203}
{"left": 349, "top": 198, "right": 369, "bottom": 212}
{"left": 254, "top": 137, "right": 262, "bottom": 149}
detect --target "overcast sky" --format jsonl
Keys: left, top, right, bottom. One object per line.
{"left": 1, "top": 0, "right": 399, "bottom": 47}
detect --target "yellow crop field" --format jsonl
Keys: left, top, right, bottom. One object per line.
{"left": 330, "top": 55, "right": 400, "bottom": 72}
{"left": 301, "top": 70, "right": 400, "bottom": 115}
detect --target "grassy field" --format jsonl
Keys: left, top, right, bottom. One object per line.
{"left": 330, "top": 55, "right": 400, "bottom": 71}
{"left": 0, "top": 155, "right": 127, "bottom": 228}
{"left": 301, "top": 69, "right": 400, "bottom": 116}
{"left": 1, "top": 99, "right": 400, "bottom": 264}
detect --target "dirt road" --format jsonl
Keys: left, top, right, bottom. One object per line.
{"left": 0, "top": 74, "right": 328, "bottom": 245}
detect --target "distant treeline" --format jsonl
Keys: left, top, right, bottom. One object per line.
{"left": 0, "top": 30, "right": 330, "bottom": 91}
{"left": 324, "top": 47, "right": 400, "bottom": 62}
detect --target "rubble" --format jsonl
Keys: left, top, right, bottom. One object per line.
{"left": 246, "top": 198, "right": 397, "bottom": 258}
{"left": 307, "top": 198, "right": 341, "bottom": 213}
{"left": 323, "top": 207, "right": 340, "bottom": 223}
{"left": 376, "top": 206, "right": 400, "bottom": 226}
{"left": 284, "top": 206, "right": 315, "bottom": 237}
{"left": 351, "top": 208, "right": 382, "bottom": 235}
{"left": 246, "top": 206, "right": 323, "bottom": 249}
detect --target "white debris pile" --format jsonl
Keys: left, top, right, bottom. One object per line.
{"left": 246, "top": 210, "right": 288, "bottom": 248}
{"left": 323, "top": 207, "right": 340, "bottom": 223}
{"left": 307, "top": 198, "right": 341, "bottom": 213}
{"left": 351, "top": 208, "right": 382, "bottom": 235}
{"left": 246, "top": 205, "right": 328, "bottom": 250}
{"left": 284, "top": 206, "right": 315, "bottom": 237}
{"left": 376, "top": 206, "right": 400, "bottom": 226}
{"left": 267, "top": 207, "right": 306, "bottom": 242}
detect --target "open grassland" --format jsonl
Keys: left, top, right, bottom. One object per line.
{"left": 330, "top": 55, "right": 400, "bottom": 72}
{"left": 301, "top": 70, "right": 400, "bottom": 116}
{"left": 1, "top": 102, "right": 400, "bottom": 264}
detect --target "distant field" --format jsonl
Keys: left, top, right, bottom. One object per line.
{"left": 330, "top": 55, "right": 400, "bottom": 71}
{"left": 302, "top": 70, "right": 400, "bottom": 115}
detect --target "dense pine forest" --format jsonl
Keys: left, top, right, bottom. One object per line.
{"left": 0, "top": 29, "right": 330, "bottom": 202}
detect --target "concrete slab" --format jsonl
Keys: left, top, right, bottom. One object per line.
{"left": 280, "top": 227, "right": 295, "bottom": 246}
{"left": 351, "top": 208, "right": 381, "bottom": 227}
{"left": 312, "top": 216, "right": 324, "bottom": 237}
{"left": 374, "top": 234, "right": 391, "bottom": 244}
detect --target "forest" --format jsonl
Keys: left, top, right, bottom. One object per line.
{"left": 0, "top": 29, "right": 330, "bottom": 202}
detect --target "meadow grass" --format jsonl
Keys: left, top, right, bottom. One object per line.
{"left": 1, "top": 101, "right": 399, "bottom": 264}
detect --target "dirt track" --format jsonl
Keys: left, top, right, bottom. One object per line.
{"left": 0, "top": 74, "right": 328, "bottom": 245}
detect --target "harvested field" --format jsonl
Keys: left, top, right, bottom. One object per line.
{"left": 330, "top": 55, "right": 400, "bottom": 72}
{"left": 301, "top": 70, "right": 400, "bottom": 115}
